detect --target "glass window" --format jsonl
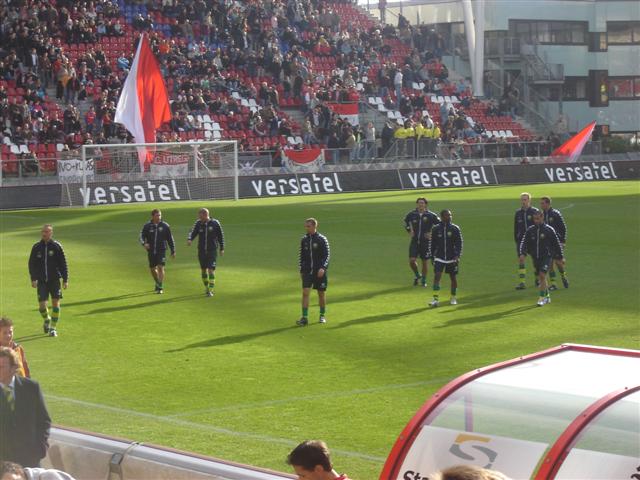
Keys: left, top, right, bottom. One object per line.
{"left": 571, "top": 23, "right": 586, "bottom": 43}
{"left": 537, "top": 22, "right": 551, "bottom": 43}
{"left": 609, "top": 78, "right": 634, "bottom": 98}
{"left": 608, "top": 22, "right": 633, "bottom": 43}
{"left": 635, "top": 78, "right": 640, "bottom": 97}
{"left": 564, "top": 77, "right": 588, "bottom": 100}
{"left": 634, "top": 23, "right": 640, "bottom": 42}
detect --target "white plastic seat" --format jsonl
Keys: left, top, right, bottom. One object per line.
{"left": 202, "top": 114, "right": 212, "bottom": 123}
{"left": 19, "top": 144, "right": 30, "bottom": 154}
{"left": 368, "top": 97, "right": 377, "bottom": 105}
{"left": 10, "top": 144, "right": 20, "bottom": 155}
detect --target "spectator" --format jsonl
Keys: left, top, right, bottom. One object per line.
{"left": 430, "top": 465, "right": 511, "bottom": 480}
{"left": 0, "top": 319, "right": 29, "bottom": 378}
{"left": 0, "top": 348, "right": 51, "bottom": 468}
{"left": 287, "top": 440, "right": 351, "bottom": 480}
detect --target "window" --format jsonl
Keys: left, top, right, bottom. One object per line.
{"left": 510, "top": 20, "right": 588, "bottom": 45}
{"left": 609, "top": 78, "right": 634, "bottom": 98}
{"left": 608, "top": 77, "right": 640, "bottom": 99}
{"left": 589, "top": 32, "right": 607, "bottom": 52}
{"left": 607, "top": 22, "right": 640, "bottom": 44}
{"left": 564, "top": 77, "right": 588, "bottom": 100}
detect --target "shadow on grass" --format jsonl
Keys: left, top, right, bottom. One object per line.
{"left": 435, "top": 304, "right": 538, "bottom": 328}
{"left": 15, "top": 333, "right": 50, "bottom": 343}
{"left": 330, "top": 286, "right": 410, "bottom": 305}
{"left": 64, "top": 291, "right": 153, "bottom": 307}
{"left": 434, "top": 289, "right": 530, "bottom": 313}
{"left": 166, "top": 325, "right": 298, "bottom": 352}
{"left": 82, "top": 293, "right": 204, "bottom": 315}
{"left": 330, "top": 306, "right": 426, "bottom": 330}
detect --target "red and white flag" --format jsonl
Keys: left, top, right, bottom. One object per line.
{"left": 550, "top": 121, "right": 596, "bottom": 163}
{"left": 283, "top": 147, "right": 325, "bottom": 171}
{"left": 115, "top": 34, "right": 171, "bottom": 171}
{"left": 328, "top": 103, "right": 359, "bottom": 126}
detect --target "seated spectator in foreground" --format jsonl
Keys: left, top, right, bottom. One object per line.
{"left": 0, "top": 461, "right": 76, "bottom": 480}
{"left": 287, "top": 440, "right": 351, "bottom": 480}
{"left": 430, "top": 465, "right": 511, "bottom": 480}
{"left": 0, "top": 317, "right": 31, "bottom": 378}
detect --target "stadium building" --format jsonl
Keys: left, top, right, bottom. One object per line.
{"left": 366, "top": 0, "right": 640, "bottom": 141}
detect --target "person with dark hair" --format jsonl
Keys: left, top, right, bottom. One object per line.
{"left": 139, "top": 209, "right": 176, "bottom": 294}
{"left": 187, "top": 208, "right": 225, "bottom": 297}
{"left": 429, "top": 209, "right": 463, "bottom": 307}
{"left": 28, "top": 225, "right": 68, "bottom": 337}
{"left": 287, "top": 440, "right": 350, "bottom": 480}
{"left": 0, "top": 318, "right": 29, "bottom": 378}
{"left": 404, "top": 197, "right": 440, "bottom": 287}
{"left": 0, "top": 348, "right": 51, "bottom": 468}
{"left": 540, "top": 196, "right": 569, "bottom": 290}
{"left": 297, "top": 218, "right": 330, "bottom": 326}
{"left": 519, "top": 209, "right": 565, "bottom": 306}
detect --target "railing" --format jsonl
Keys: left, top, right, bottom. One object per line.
{"left": 2, "top": 140, "right": 605, "bottom": 185}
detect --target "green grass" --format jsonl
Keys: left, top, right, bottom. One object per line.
{"left": 0, "top": 181, "right": 639, "bottom": 479}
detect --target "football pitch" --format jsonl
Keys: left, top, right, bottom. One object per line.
{"left": 0, "top": 181, "right": 638, "bottom": 479}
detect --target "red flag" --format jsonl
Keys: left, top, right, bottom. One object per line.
{"left": 550, "top": 121, "right": 596, "bottom": 163}
{"left": 115, "top": 34, "right": 171, "bottom": 170}
{"left": 327, "top": 103, "right": 359, "bottom": 126}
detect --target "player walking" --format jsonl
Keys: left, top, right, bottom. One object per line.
{"left": 28, "top": 224, "right": 68, "bottom": 337}
{"left": 514, "top": 192, "right": 538, "bottom": 290}
{"left": 404, "top": 197, "right": 440, "bottom": 287}
{"left": 187, "top": 208, "right": 224, "bottom": 297}
{"left": 297, "top": 218, "right": 330, "bottom": 326}
{"left": 540, "top": 196, "right": 569, "bottom": 290}
{"left": 429, "top": 210, "right": 463, "bottom": 307}
{"left": 519, "top": 210, "right": 565, "bottom": 306}
{"left": 140, "top": 208, "right": 176, "bottom": 294}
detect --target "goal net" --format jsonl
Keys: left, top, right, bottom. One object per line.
{"left": 61, "top": 141, "right": 238, "bottom": 207}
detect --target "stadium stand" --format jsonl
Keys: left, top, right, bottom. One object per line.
{"left": 0, "top": 0, "right": 550, "bottom": 178}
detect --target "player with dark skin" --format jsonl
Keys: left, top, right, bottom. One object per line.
{"left": 431, "top": 210, "right": 459, "bottom": 305}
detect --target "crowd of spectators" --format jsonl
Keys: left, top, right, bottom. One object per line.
{"left": 0, "top": 0, "right": 553, "bottom": 176}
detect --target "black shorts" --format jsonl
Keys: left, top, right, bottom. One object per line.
{"left": 148, "top": 252, "right": 166, "bottom": 268}
{"left": 302, "top": 271, "right": 328, "bottom": 291}
{"left": 533, "top": 255, "right": 552, "bottom": 275}
{"left": 409, "top": 239, "right": 431, "bottom": 260}
{"left": 198, "top": 251, "right": 217, "bottom": 270}
{"left": 37, "top": 278, "right": 62, "bottom": 302}
{"left": 433, "top": 260, "right": 459, "bottom": 275}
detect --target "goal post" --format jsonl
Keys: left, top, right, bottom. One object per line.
{"left": 75, "top": 141, "right": 238, "bottom": 207}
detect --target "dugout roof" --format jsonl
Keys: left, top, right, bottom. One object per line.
{"left": 380, "top": 344, "right": 640, "bottom": 480}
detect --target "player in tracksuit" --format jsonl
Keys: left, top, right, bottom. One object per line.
{"left": 139, "top": 208, "right": 176, "bottom": 294}
{"left": 187, "top": 208, "right": 225, "bottom": 297}
{"left": 519, "top": 209, "right": 565, "bottom": 306}
{"left": 404, "top": 197, "right": 441, "bottom": 287}
{"left": 428, "top": 210, "right": 463, "bottom": 307}
{"left": 540, "top": 196, "right": 569, "bottom": 290}
{"left": 28, "top": 224, "right": 68, "bottom": 337}
{"left": 297, "top": 218, "right": 330, "bottom": 326}
{"left": 514, "top": 192, "right": 539, "bottom": 290}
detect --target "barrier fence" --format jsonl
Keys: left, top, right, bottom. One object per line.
{"left": 1, "top": 159, "right": 638, "bottom": 209}
{"left": 0, "top": 140, "right": 603, "bottom": 184}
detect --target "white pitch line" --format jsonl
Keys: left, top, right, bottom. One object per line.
{"left": 45, "top": 394, "right": 385, "bottom": 462}
{"left": 167, "top": 378, "right": 451, "bottom": 419}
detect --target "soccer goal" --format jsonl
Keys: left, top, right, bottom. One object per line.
{"left": 65, "top": 141, "right": 238, "bottom": 207}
